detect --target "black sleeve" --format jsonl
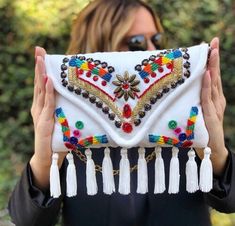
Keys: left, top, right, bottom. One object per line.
{"left": 8, "top": 162, "right": 65, "bottom": 226}
{"left": 204, "top": 148, "right": 235, "bottom": 213}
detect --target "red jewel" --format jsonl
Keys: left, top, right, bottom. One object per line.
{"left": 101, "top": 80, "right": 107, "bottom": 86}
{"left": 65, "top": 142, "right": 75, "bottom": 150}
{"left": 93, "top": 76, "right": 99, "bottom": 81}
{"left": 122, "top": 83, "right": 129, "bottom": 89}
{"left": 86, "top": 71, "right": 92, "bottom": 77}
{"left": 158, "top": 67, "right": 164, "bottom": 73}
{"left": 123, "top": 104, "right": 132, "bottom": 118}
{"left": 144, "top": 77, "right": 150, "bottom": 83}
{"left": 166, "top": 63, "right": 173, "bottom": 70}
{"left": 182, "top": 140, "right": 193, "bottom": 148}
{"left": 174, "top": 127, "right": 182, "bottom": 134}
{"left": 151, "top": 72, "right": 156, "bottom": 78}
{"left": 73, "top": 130, "right": 81, "bottom": 137}
{"left": 122, "top": 122, "right": 133, "bottom": 133}
{"left": 78, "top": 69, "right": 84, "bottom": 75}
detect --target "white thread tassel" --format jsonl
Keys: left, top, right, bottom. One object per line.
{"left": 85, "top": 149, "right": 98, "bottom": 195}
{"left": 118, "top": 148, "right": 130, "bottom": 195}
{"left": 102, "top": 147, "right": 115, "bottom": 194}
{"left": 50, "top": 153, "right": 61, "bottom": 198}
{"left": 137, "top": 147, "right": 148, "bottom": 194}
{"left": 168, "top": 147, "right": 180, "bottom": 194}
{"left": 186, "top": 149, "right": 199, "bottom": 193}
{"left": 66, "top": 152, "right": 77, "bottom": 197}
{"left": 154, "top": 146, "right": 166, "bottom": 194}
{"left": 199, "top": 147, "right": 213, "bottom": 192}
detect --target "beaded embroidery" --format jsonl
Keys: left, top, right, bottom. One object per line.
{"left": 149, "top": 106, "right": 198, "bottom": 147}
{"left": 60, "top": 48, "right": 191, "bottom": 133}
{"left": 55, "top": 107, "right": 108, "bottom": 150}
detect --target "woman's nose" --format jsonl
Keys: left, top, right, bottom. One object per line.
{"left": 147, "top": 39, "right": 156, "bottom": 51}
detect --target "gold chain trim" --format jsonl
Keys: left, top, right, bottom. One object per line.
{"left": 73, "top": 149, "right": 156, "bottom": 176}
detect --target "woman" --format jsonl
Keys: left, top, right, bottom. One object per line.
{"left": 8, "top": 0, "right": 235, "bottom": 226}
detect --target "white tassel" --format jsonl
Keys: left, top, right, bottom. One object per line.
{"left": 199, "top": 147, "right": 213, "bottom": 192}
{"left": 85, "top": 149, "right": 98, "bottom": 195}
{"left": 137, "top": 147, "right": 148, "bottom": 194}
{"left": 118, "top": 148, "right": 130, "bottom": 195}
{"left": 102, "top": 147, "right": 115, "bottom": 194}
{"left": 66, "top": 152, "right": 77, "bottom": 197}
{"left": 186, "top": 149, "right": 199, "bottom": 193}
{"left": 154, "top": 146, "right": 166, "bottom": 194}
{"left": 50, "top": 153, "right": 61, "bottom": 198}
{"left": 168, "top": 147, "right": 180, "bottom": 194}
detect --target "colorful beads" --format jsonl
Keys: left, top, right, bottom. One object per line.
{"left": 76, "top": 121, "right": 84, "bottom": 129}
{"left": 149, "top": 106, "right": 199, "bottom": 147}
{"left": 122, "top": 122, "right": 133, "bottom": 133}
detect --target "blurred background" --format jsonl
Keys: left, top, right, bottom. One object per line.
{"left": 0, "top": 0, "right": 234, "bottom": 225}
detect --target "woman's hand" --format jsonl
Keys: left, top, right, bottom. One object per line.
{"left": 29, "top": 47, "right": 66, "bottom": 191}
{"left": 195, "top": 37, "right": 228, "bottom": 176}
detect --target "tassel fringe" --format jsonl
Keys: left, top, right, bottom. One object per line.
{"left": 85, "top": 149, "right": 98, "bottom": 195}
{"left": 137, "top": 147, "right": 148, "bottom": 194}
{"left": 102, "top": 147, "right": 115, "bottom": 194}
{"left": 168, "top": 147, "right": 180, "bottom": 194}
{"left": 66, "top": 152, "right": 77, "bottom": 197}
{"left": 186, "top": 149, "right": 199, "bottom": 193}
{"left": 199, "top": 147, "right": 213, "bottom": 192}
{"left": 118, "top": 148, "right": 130, "bottom": 195}
{"left": 50, "top": 153, "right": 61, "bottom": 198}
{"left": 154, "top": 146, "right": 166, "bottom": 194}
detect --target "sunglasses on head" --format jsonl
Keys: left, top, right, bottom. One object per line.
{"left": 126, "top": 33, "right": 165, "bottom": 51}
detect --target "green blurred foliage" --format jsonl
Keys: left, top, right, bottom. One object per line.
{"left": 0, "top": 0, "right": 234, "bottom": 225}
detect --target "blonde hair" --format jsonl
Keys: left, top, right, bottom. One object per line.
{"left": 67, "top": 0, "right": 164, "bottom": 54}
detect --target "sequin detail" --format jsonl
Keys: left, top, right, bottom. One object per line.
{"left": 149, "top": 106, "right": 198, "bottom": 147}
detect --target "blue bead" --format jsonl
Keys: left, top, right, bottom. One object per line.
{"left": 139, "top": 71, "right": 149, "bottom": 79}
{"left": 70, "top": 136, "right": 78, "bottom": 144}
{"left": 102, "top": 73, "right": 112, "bottom": 82}
{"left": 63, "top": 136, "right": 69, "bottom": 142}
{"left": 192, "top": 106, "right": 198, "bottom": 115}
{"left": 69, "top": 59, "right": 77, "bottom": 67}
{"left": 55, "top": 108, "right": 62, "bottom": 116}
{"left": 173, "top": 50, "right": 182, "bottom": 58}
{"left": 179, "top": 133, "right": 187, "bottom": 141}
{"left": 187, "top": 134, "right": 194, "bottom": 140}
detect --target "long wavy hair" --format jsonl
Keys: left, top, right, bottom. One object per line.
{"left": 66, "top": 0, "right": 164, "bottom": 54}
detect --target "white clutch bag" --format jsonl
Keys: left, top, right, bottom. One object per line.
{"left": 45, "top": 43, "right": 212, "bottom": 198}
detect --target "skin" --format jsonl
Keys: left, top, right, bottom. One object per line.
{"left": 30, "top": 6, "right": 228, "bottom": 190}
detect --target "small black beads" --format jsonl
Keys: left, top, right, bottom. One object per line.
{"left": 144, "top": 104, "right": 151, "bottom": 111}
{"left": 178, "top": 78, "right": 185, "bottom": 85}
{"left": 135, "top": 64, "right": 142, "bottom": 71}
{"left": 67, "top": 85, "right": 74, "bottom": 92}
{"left": 184, "top": 70, "right": 191, "bottom": 78}
{"left": 87, "top": 58, "right": 93, "bottom": 63}
{"left": 183, "top": 61, "right": 190, "bottom": 69}
{"left": 138, "top": 111, "right": 145, "bottom": 118}
{"left": 108, "top": 66, "right": 115, "bottom": 73}
{"left": 94, "top": 60, "right": 101, "bottom": 65}
{"left": 162, "top": 87, "right": 170, "bottom": 93}
{"left": 63, "top": 57, "right": 69, "bottom": 63}
{"left": 183, "top": 53, "right": 190, "bottom": 60}
{"left": 134, "top": 119, "right": 141, "bottom": 126}
{"left": 150, "top": 97, "right": 157, "bottom": 104}
{"left": 62, "top": 79, "right": 68, "bottom": 87}
{"left": 89, "top": 96, "right": 96, "bottom": 103}
{"left": 61, "top": 72, "right": 67, "bottom": 78}
{"left": 142, "top": 59, "right": 149, "bottom": 66}
{"left": 96, "top": 101, "right": 103, "bottom": 108}
{"left": 171, "top": 82, "right": 177, "bottom": 89}
{"left": 74, "top": 88, "right": 81, "bottom": 95}
{"left": 82, "top": 91, "right": 89, "bottom": 98}
{"left": 61, "top": 64, "right": 67, "bottom": 71}
{"left": 149, "top": 55, "right": 156, "bottom": 61}
{"left": 115, "top": 121, "right": 122, "bottom": 128}
{"left": 102, "top": 106, "right": 109, "bottom": 114}
{"left": 78, "top": 56, "right": 86, "bottom": 60}
{"left": 156, "top": 92, "right": 163, "bottom": 99}
{"left": 101, "top": 62, "right": 107, "bottom": 68}
{"left": 108, "top": 113, "right": 115, "bottom": 120}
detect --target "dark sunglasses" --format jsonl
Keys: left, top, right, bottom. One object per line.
{"left": 126, "top": 33, "right": 165, "bottom": 51}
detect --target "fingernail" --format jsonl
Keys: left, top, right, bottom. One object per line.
{"left": 44, "top": 76, "right": 48, "bottom": 84}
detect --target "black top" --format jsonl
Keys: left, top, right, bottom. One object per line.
{"left": 8, "top": 147, "right": 235, "bottom": 226}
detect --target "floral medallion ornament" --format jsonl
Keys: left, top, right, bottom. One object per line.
{"left": 112, "top": 71, "right": 140, "bottom": 101}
